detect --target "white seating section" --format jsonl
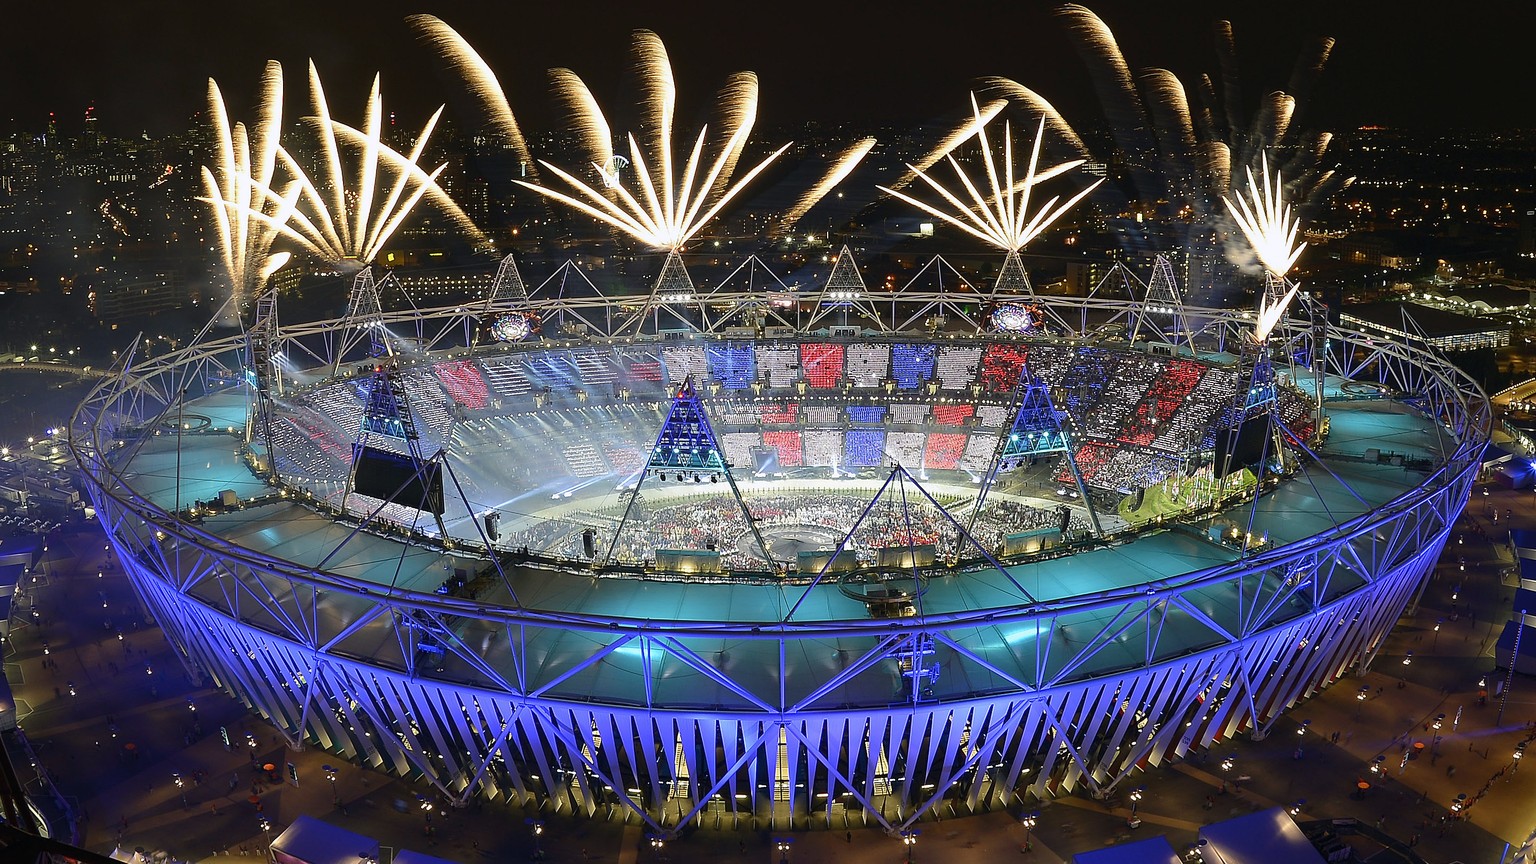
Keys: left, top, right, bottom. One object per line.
{"left": 803, "top": 429, "right": 843, "bottom": 468}
{"left": 844, "top": 343, "right": 890, "bottom": 388}
{"left": 935, "top": 345, "right": 982, "bottom": 390}
{"left": 757, "top": 345, "right": 800, "bottom": 388}
{"left": 885, "top": 431, "right": 926, "bottom": 468}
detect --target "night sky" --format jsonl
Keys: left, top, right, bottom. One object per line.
{"left": 2, "top": 1, "right": 1531, "bottom": 137}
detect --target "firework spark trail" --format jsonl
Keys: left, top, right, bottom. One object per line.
{"left": 980, "top": 78, "right": 1090, "bottom": 160}
{"left": 884, "top": 99, "right": 1007, "bottom": 193}
{"left": 877, "top": 96, "right": 1101, "bottom": 253}
{"left": 201, "top": 62, "right": 290, "bottom": 306}
{"left": 516, "top": 31, "right": 789, "bottom": 250}
{"left": 1224, "top": 153, "right": 1307, "bottom": 281}
{"left": 549, "top": 68, "right": 614, "bottom": 186}
{"left": 707, "top": 72, "right": 759, "bottom": 202}
{"left": 1140, "top": 69, "right": 1196, "bottom": 154}
{"left": 1200, "top": 141, "right": 1231, "bottom": 196}
{"left": 634, "top": 31, "right": 677, "bottom": 228}
{"left": 407, "top": 14, "right": 535, "bottom": 178}
{"left": 774, "top": 137, "right": 878, "bottom": 237}
{"left": 1255, "top": 91, "right": 1296, "bottom": 152}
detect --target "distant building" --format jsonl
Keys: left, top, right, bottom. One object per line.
{"left": 1336, "top": 231, "right": 1420, "bottom": 269}
{"left": 90, "top": 268, "right": 190, "bottom": 322}
{"left": 0, "top": 271, "right": 37, "bottom": 296}
{"left": 1341, "top": 301, "right": 1510, "bottom": 352}
{"left": 1438, "top": 284, "right": 1535, "bottom": 315}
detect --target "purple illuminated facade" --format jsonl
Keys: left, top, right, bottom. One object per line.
{"left": 70, "top": 274, "right": 1485, "bottom": 836}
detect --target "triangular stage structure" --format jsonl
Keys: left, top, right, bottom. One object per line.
{"left": 474, "top": 253, "right": 533, "bottom": 347}
{"left": 991, "top": 249, "right": 1073, "bottom": 334}
{"left": 333, "top": 267, "right": 389, "bottom": 374}
{"left": 808, "top": 245, "right": 882, "bottom": 330}
{"left": 342, "top": 318, "right": 443, "bottom": 528}
{"left": 487, "top": 252, "right": 529, "bottom": 307}
{"left": 604, "top": 376, "right": 775, "bottom": 568}
{"left": 616, "top": 250, "right": 707, "bottom": 335}
{"left": 331, "top": 325, "right": 514, "bottom": 598}
{"left": 969, "top": 366, "right": 1102, "bottom": 539}
{"left": 992, "top": 249, "right": 1033, "bottom": 297}
{"left": 1130, "top": 254, "right": 1196, "bottom": 352}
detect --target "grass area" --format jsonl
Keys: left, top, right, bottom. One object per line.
{"left": 1117, "top": 469, "right": 1256, "bottom": 528}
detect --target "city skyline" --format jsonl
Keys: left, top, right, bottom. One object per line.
{"left": 2, "top": 1, "right": 1529, "bottom": 137}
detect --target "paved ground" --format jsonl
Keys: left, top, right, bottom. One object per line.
{"left": 6, "top": 481, "right": 1536, "bottom": 864}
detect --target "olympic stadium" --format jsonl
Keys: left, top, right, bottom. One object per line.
{"left": 64, "top": 253, "right": 1488, "bottom": 837}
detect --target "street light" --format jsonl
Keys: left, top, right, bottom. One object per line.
{"left": 1433, "top": 714, "right": 1444, "bottom": 731}
{"left": 529, "top": 819, "right": 545, "bottom": 859}
{"left": 1129, "top": 786, "right": 1145, "bottom": 818}
{"left": 901, "top": 829, "right": 918, "bottom": 862}
{"left": 1357, "top": 686, "right": 1370, "bottom": 701}
{"left": 1022, "top": 811, "right": 1039, "bottom": 852}
{"left": 1515, "top": 743, "right": 1526, "bottom": 773}
{"left": 1369, "top": 755, "right": 1385, "bottom": 774}
{"left": 1220, "top": 756, "right": 1234, "bottom": 773}
{"left": 775, "top": 838, "right": 791, "bottom": 863}
{"left": 1297, "top": 719, "right": 1311, "bottom": 736}
{"left": 259, "top": 816, "right": 272, "bottom": 852}
{"left": 323, "top": 764, "right": 338, "bottom": 803}
{"left": 1450, "top": 793, "right": 1467, "bottom": 814}
{"left": 649, "top": 836, "right": 665, "bottom": 859}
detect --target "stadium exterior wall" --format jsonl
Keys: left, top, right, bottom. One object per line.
{"left": 85, "top": 503, "right": 1449, "bottom": 834}
{"left": 69, "top": 298, "right": 1487, "bottom": 836}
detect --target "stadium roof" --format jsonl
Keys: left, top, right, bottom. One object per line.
{"left": 1198, "top": 808, "right": 1326, "bottom": 864}
{"left": 1341, "top": 302, "right": 1506, "bottom": 339}
{"left": 1072, "top": 835, "right": 1180, "bottom": 863}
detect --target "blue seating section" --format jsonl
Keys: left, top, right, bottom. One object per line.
{"left": 707, "top": 344, "right": 756, "bottom": 390}
{"left": 891, "top": 344, "right": 935, "bottom": 389}
{"left": 847, "top": 406, "right": 886, "bottom": 423}
{"left": 843, "top": 429, "right": 886, "bottom": 467}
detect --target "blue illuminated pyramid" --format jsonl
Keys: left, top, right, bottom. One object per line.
{"left": 998, "top": 370, "right": 1071, "bottom": 464}
{"left": 359, "top": 369, "right": 417, "bottom": 441}
{"left": 646, "top": 376, "right": 729, "bottom": 476}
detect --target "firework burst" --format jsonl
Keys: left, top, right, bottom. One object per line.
{"left": 200, "top": 63, "right": 485, "bottom": 271}
{"left": 984, "top": 4, "right": 1348, "bottom": 274}
{"left": 515, "top": 30, "right": 789, "bottom": 250}
{"left": 1225, "top": 154, "right": 1307, "bottom": 341}
{"left": 877, "top": 95, "right": 1101, "bottom": 253}
{"left": 200, "top": 61, "right": 290, "bottom": 307}
{"left": 1224, "top": 153, "right": 1307, "bottom": 281}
